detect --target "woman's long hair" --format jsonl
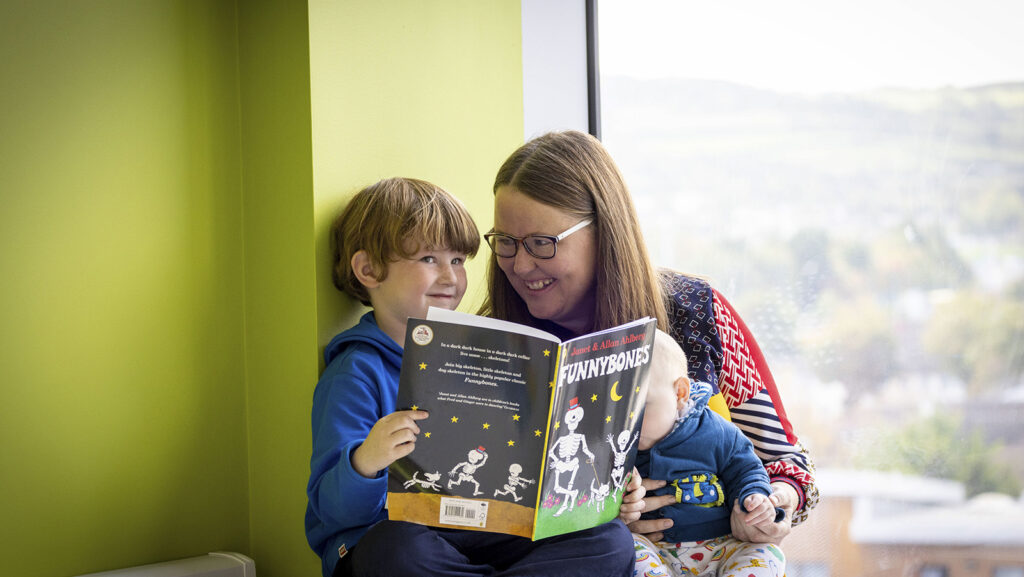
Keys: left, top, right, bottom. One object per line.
{"left": 479, "top": 130, "right": 667, "bottom": 335}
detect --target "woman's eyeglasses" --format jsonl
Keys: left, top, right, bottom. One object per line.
{"left": 484, "top": 219, "right": 592, "bottom": 259}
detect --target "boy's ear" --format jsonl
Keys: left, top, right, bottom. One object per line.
{"left": 674, "top": 376, "right": 691, "bottom": 409}
{"left": 351, "top": 250, "right": 381, "bottom": 289}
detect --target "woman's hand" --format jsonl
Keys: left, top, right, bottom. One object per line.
{"left": 618, "top": 468, "right": 678, "bottom": 541}
{"left": 617, "top": 467, "right": 646, "bottom": 524}
{"left": 351, "top": 410, "right": 429, "bottom": 478}
{"left": 730, "top": 481, "right": 798, "bottom": 544}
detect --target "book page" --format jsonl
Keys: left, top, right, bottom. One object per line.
{"left": 560, "top": 316, "right": 654, "bottom": 348}
{"left": 427, "top": 307, "right": 560, "bottom": 343}
{"left": 387, "top": 317, "right": 559, "bottom": 538}
{"left": 533, "top": 318, "right": 657, "bottom": 540}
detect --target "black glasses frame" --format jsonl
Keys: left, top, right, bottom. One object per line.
{"left": 483, "top": 219, "right": 593, "bottom": 260}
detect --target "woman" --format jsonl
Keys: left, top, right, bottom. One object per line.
{"left": 479, "top": 131, "right": 817, "bottom": 558}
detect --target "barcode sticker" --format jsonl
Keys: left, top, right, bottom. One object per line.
{"left": 439, "top": 497, "right": 488, "bottom": 528}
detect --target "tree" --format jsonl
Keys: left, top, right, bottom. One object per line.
{"left": 788, "top": 229, "right": 833, "bottom": 307}
{"left": 922, "top": 290, "right": 1024, "bottom": 394}
{"left": 798, "top": 293, "right": 897, "bottom": 404}
{"left": 870, "top": 223, "right": 972, "bottom": 294}
{"left": 858, "top": 413, "right": 1022, "bottom": 498}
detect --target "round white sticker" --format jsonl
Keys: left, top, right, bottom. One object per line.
{"left": 411, "top": 324, "right": 434, "bottom": 346}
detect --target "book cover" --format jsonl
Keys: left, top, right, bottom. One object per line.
{"left": 386, "top": 308, "right": 656, "bottom": 540}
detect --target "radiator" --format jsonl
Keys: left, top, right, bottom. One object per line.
{"left": 76, "top": 552, "right": 255, "bottom": 577}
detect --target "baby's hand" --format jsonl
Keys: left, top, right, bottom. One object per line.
{"left": 351, "top": 410, "right": 429, "bottom": 478}
{"left": 731, "top": 484, "right": 794, "bottom": 544}
{"left": 741, "top": 493, "right": 776, "bottom": 527}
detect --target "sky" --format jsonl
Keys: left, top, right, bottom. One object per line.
{"left": 598, "top": 0, "right": 1024, "bottom": 94}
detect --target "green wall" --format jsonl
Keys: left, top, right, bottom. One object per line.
{"left": 0, "top": 1, "right": 522, "bottom": 576}
{"left": 308, "top": 0, "right": 523, "bottom": 342}
{"left": 248, "top": 2, "right": 523, "bottom": 575}
{"left": 236, "top": 1, "right": 319, "bottom": 576}
{"left": 0, "top": 2, "right": 249, "bottom": 576}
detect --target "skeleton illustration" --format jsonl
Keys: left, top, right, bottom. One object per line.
{"left": 493, "top": 463, "right": 536, "bottom": 502}
{"left": 606, "top": 429, "right": 639, "bottom": 490}
{"left": 403, "top": 470, "right": 442, "bottom": 491}
{"left": 588, "top": 477, "right": 611, "bottom": 513}
{"left": 546, "top": 397, "right": 594, "bottom": 516}
{"left": 447, "top": 446, "right": 488, "bottom": 495}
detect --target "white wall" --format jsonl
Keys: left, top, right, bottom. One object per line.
{"left": 521, "top": 0, "right": 590, "bottom": 139}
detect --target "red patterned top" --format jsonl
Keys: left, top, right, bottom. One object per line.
{"left": 661, "top": 271, "right": 819, "bottom": 524}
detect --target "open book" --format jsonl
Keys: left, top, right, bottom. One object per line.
{"left": 386, "top": 307, "right": 656, "bottom": 540}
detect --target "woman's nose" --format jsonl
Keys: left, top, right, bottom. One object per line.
{"left": 511, "top": 247, "right": 537, "bottom": 274}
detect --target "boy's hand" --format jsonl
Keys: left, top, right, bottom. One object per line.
{"left": 351, "top": 410, "right": 429, "bottom": 478}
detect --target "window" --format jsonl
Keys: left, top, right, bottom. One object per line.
{"left": 920, "top": 566, "right": 949, "bottom": 577}
{"left": 598, "top": 0, "right": 1024, "bottom": 574}
{"left": 789, "top": 562, "right": 830, "bottom": 577}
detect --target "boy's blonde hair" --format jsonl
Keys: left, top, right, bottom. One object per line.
{"left": 331, "top": 177, "right": 480, "bottom": 306}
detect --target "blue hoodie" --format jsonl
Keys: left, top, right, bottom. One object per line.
{"left": 635, "top": 382, "right": 772, "bottom": 543}
{"left": 305, "top": 312, "right": 402, "bottom": 577}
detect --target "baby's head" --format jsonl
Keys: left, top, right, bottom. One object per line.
{"left": 639, "top": 329, "right": 691, "bottom": 450}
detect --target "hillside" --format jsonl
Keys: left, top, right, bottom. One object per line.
{"left": 600, "top": 76, "right": 1024, "bottom": 489}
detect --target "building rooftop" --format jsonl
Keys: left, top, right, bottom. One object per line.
{"left": 818, "top": 468, "right": 1024, "bottom": 546}
{"left": 850, "top": 492, "right": 1024, "bottom": 546}
{"left": 817, "top": 468, "right": 964, "bottom": 503}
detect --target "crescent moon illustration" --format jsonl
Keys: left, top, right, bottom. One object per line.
{"left": 610, "top": 381, "right": 622, "bottom": 401}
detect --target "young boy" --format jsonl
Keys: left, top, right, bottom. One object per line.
{"left": 305, "top": 178, "right": 634, "bottom": 577}
{"left": 634, "top": 330, "right": 787, "bottom": 577}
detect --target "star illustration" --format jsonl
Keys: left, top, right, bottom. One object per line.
{"left": 635, "top": 385, "right": 641, "bottom": 393}
{"left": 411, "top": 404, "right": 419, "bottom": 411}
{"left": 424, "top": 432, "right": 431, "bottom": 438}
{"left": 451, "top": 416, "right": 459, "bottom": 423}
{"left": 605, "top": 415, "right": 612, "bottom": 423}
{"left": 512, "top": 414, "right": 521, "bottom": 421}
{"left": 590, "top": 394, "right": 598, "bottom": 402}
{"left": 483, "top": 423, "right": 490, "bottom": 430}
{"left": 418, "top": 362, "right": 427, "bottom": 370}
{"left": 630, "top": 411, "right": 636, "bottom": 420}
{"left": 549, "top": 380, "right": 556, "bottom": 388}
{"left": 534, "top": 430, "right": 542, "bottom": 437}
{"left": 507, "top": 440, "right": 515, "bottom": 447}
{"left": 554, "top": 421, "right": 561, "bottom": 430}
{"left": 543, "top": 349, "right": 550, "bottom": 357}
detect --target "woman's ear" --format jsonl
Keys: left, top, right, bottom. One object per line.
{"left": 351, "top": 250, "right": 381, "bottom": 289}
{"left": 675, "top": 376, "right": 691, "bottom": 409}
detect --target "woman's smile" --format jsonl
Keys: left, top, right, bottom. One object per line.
{"left": 524, "top": 278, "right": 554, "bottom": 291}
{"left": 493, "top": 186, "right": 598, "bottom": 335}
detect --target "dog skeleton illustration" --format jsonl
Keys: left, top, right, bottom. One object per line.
{"left": 403, "top": 470, "right": 441, "bottom": 491}
{"left": 588, "top": 477, "right": 611, "bottom": 513}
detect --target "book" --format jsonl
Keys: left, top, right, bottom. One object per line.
{"left": 386, "top": 307, "right": 657, "bottom": 540}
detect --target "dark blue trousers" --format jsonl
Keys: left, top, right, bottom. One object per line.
{"left": 343, "top": 519, "right": 634, "bottom": 577}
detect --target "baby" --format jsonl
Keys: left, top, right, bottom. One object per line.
{"left": 635, "top": 330, "right": 786, "bottom": 577}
